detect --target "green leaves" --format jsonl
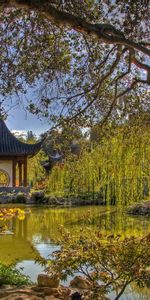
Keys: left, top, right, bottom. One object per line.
{"left": 0, "top": 1, "right": 149, "bottom": 124}
{"left": 0, "top": 262, "right": 31, "bottom": 286}
{"left": 48, "top": 123, "right": 150, "bottom": 205}
{"left": 47, "top": 226, "right": 150, "bottom": 299}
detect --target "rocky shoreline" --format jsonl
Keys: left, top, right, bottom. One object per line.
{"left": 127, "top": 201, "right": 150, "bottom": 216}
{"left": 0, "top": 273, "right": 108, "bottom": 300}
{"left": 0, "top": 190, "right": 104, "bottom": 206}
{"left": 1, "top": 189, "right": 149, "bottom": 213}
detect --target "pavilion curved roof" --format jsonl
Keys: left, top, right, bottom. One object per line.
{"left": 0, "top": 119, "right": 42, "bottom": 157}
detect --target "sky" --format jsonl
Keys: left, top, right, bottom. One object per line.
{"left": 6, "top": 106, "right": 50, "bottom": 137}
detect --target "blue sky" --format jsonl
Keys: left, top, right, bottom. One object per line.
{"left": 6, "top": 106, "right": 49, "bottom": 136}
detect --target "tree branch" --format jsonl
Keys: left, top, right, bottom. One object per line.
{"left": 114, "top": 279, "right": 132, "bottom": 300}
{"left": 99, "top": 79, "right": 148, "bottom": 127}
{"left": 2, "top": 1, "right": 150, "bottom": 59}
{"left": 67, "top": 46, "right": 122, "bottom": 121}
{"left": 131, "top": 55, "right": 150, "bottom": 84}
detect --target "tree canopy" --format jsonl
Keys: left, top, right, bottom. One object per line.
{"left": 0, "top": 0, "right": 149, "bottom": 126}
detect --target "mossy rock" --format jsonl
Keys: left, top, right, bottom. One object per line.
{"left": 11, "top": 192, "right": 27, "bottom": 204}
{"left": 127, "top": 201, "right": 150, "bottom": 216}
{"left": 30, "top": 190, "right": 47, "bottom": 204}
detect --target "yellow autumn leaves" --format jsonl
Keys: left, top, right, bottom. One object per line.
{"left": 0, "top": 208, "right": 25, "bottom": 221}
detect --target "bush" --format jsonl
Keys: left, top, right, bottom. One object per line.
{"left": 12, "top": 192, "right": 27, "bottom": 204}
{"left": 0, "top": 262, "right": 31, "bottom": 286}
{"left": 48, "top": 227, "right": 150, "bottom": 300}
{"left": 30, "top": 190, "right": 48, "bottom": 204}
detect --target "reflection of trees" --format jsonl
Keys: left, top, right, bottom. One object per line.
{"left": 14, "top": 207, "right": 150, "bottom": 244}
{"left": 1, "top": 207, "right": 150, "bottom": 299}
{"left": 0, "top": 215, "right": 40, "bottom": 265}
{"left": 2, "top": 207, "right": 150, "bottom": 263}
{"left": 13, "top": 218, "right": 27, "bottom": 240}
{"left": 12, "top": 216, "right": 28, "bottom": 240}
{"left": 0, "top": 215, "right": 39, "bottom": 264}
{"left": 125, "top": 283, "right": 150, "bottom": 300}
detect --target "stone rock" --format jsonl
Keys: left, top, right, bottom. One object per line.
{"left": 71, "top": 291, "right": 82, "bottom": 300}
{"left": 0, "top": 294, "right": 42, "bottom": 300}
{"left": 44, "top": 297, "right": 60, "bottom": 300}
{"left": 58, "top": 285, "right": 71, "bottom": 299}
{"left": 0, "top": 284, "right": 72, "bottom": 300}
{"left": 37, "top": 274, "right": 60, "bottom": 288}
{"left": 0, "top": 286, "right": 45, "bottom": 299}
{"left": 0, "top": 290, "right": 9, "bottom": 299}
{"left": 70, "top": 276, "right": 91, "bottom": 289}
{"left": 127, "top": 201, "right": 150, "bottom": 216}
{"left": 37, "top": 287, "right": 58, "bottom": 296}
{"left": 31, "top": 191, "right": 45, "bottom": 203}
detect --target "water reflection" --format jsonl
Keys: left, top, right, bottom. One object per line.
{"left": 0, "top": 205, "right": 150, "bottom": 299}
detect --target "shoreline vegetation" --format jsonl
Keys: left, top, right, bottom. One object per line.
{"left": 0, "top": 190, "right": 150, "bottom": 216}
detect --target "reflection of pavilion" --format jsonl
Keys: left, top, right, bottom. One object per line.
{"left": 0, "top": 216, "right": 40, "bottom": 265}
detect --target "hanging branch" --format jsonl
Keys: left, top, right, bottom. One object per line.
{"left": 0, "top": 1, "right": 149, "bottom": 80}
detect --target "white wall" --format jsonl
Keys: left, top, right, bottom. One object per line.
{"left": 0, "top": 160, "right": 13, "bottom": 187}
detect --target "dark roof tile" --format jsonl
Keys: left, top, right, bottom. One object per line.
{"left": 0, "top": 119, "right": 42, "bottom": 156}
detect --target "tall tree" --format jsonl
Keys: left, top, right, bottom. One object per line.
{"left": 0, "top": 1, "right": 149, "bottom": 126}
{"left": 42, "top": 124, "right": 83, "bottom": 157}
{"left": 26, "top": 130, "right": 37, "bottom": 143}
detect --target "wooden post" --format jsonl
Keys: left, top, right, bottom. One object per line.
{"left": 19, "top": 161, "right": 22, "bottom": 186}
{"left": 12, "top": 159, "right": 16, "bottom": 187}
{"left": 24, "top": 156, "right": 27, "bottom": 187}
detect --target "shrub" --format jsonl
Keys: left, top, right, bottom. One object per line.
{"left": 0, "top": 262, "right": 31, "bottom": 286}
{"left": 30, "top": 190, "right": 48, "bottom": 204}
{"left": 48, "top": 227, "right": 150, "bottom": 300}
{"left": 12, "top": 192, "right": 27, "bottom": 204}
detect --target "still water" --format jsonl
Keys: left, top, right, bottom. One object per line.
{"left": 0, "top": 205, "right": 150, "bottom": 299}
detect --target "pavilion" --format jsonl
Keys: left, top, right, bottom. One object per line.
{"left": 0, "top": 118, "right": 42, "bottom": 187}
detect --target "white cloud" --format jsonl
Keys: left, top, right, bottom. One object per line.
{"left": 11, "top": 130, "right": 27, "bottom": 139}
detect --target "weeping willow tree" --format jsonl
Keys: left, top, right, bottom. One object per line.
{"left": 28, "top": 150, "right": 46, "bottom": 186}
{"left": 47, "top": 121, "right": 150, "bottom": 206}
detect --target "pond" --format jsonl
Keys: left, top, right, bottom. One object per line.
{"left": 0, "top": 204, "right": 150, "bottom": 300}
